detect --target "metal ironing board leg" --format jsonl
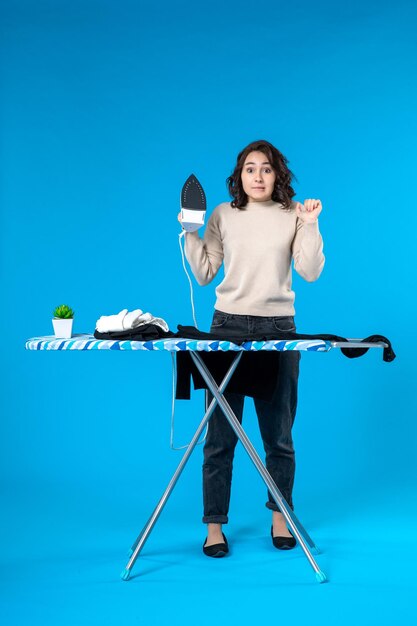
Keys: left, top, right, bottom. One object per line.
{"left": 120, "top": 351, "right": 244, "bottom": 581}
{"left": 189, "top": 351, "right": 328, "bottom": 584}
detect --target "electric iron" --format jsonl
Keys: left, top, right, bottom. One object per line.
{"left": 180, "top": 174, "right": 206, "bottom": 232}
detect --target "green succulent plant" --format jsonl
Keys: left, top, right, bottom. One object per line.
{"left": 52, "top": 304, "right": 75, "bottom": 319}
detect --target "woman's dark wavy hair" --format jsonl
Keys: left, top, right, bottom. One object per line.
{"left": 226, "top": 139, "right": 297, "bottom": 210}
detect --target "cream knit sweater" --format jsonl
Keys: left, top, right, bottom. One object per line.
{"left": 184, "top": 199, "right": 325, "bottom": 316}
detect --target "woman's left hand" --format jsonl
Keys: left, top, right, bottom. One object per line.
{"left": 296, "top": 199, "right": 323, "bottom": 223}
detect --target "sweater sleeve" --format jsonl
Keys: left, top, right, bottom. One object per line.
{"left": 291, "top": 218, "right": 325, "bottom": 282}
{"left": 184, "top": 209, "right": 224, "bottom": 285}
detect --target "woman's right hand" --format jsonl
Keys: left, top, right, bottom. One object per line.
{"left": 177, "top": 212, "right": 184, "bottom": 229}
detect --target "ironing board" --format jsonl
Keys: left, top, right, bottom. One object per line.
{"left": 25, "top": 333, "right": 388, "bottom": 584}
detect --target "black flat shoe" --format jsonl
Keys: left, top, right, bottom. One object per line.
{"left": 271, "top": 525, "right": 297, "bottom": 550}
{"left": 203, "top": 532, "right": 229, "bottom": 558}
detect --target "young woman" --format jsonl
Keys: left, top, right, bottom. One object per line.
{"left": 177, "top": 139, "right": 325, "bottom": 557}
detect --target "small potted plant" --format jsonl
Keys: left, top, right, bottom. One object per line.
{"left": 52, "top": 304, "right": 75, "bottom": 338}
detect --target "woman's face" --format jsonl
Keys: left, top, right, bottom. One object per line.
{"left": 241, "top": 151, "right": 276, "bottom": 203}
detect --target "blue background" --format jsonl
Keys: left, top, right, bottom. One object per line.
{"left": 1, "top": 0, "right": 416, "bottom": 624}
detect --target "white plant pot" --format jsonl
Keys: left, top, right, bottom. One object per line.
{"left": 52, "top": 318, "right": 74, "bottom": 338}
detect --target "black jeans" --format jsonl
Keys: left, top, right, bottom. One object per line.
{"left": 202, "top": 309, "right": 301, "bottom": 524}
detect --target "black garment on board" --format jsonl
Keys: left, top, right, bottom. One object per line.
{"left": 93, "top": 323, "right": 395, "bottom": 402}
{"left": 94, "top": 324, "right": 176, "bottom": 341}
{"left": 173, "top": 325, "right": 395, "bottom": 402}
{"left": 175, "top": 325, "right": 395, "bottom": 361}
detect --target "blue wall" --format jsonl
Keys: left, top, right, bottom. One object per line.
{"left": 1, "top": 1, "right": 416, "bottom": 624}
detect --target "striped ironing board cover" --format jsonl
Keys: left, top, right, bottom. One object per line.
{"left": 25, "top": 333, "right": 332, "bottom": 353}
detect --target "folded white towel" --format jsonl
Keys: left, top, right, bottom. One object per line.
{"left": 96, "top": 309, "right": 128, "bottom": 333}
{"left": 95, "top": 308, "right": 169, "bottom": 333}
